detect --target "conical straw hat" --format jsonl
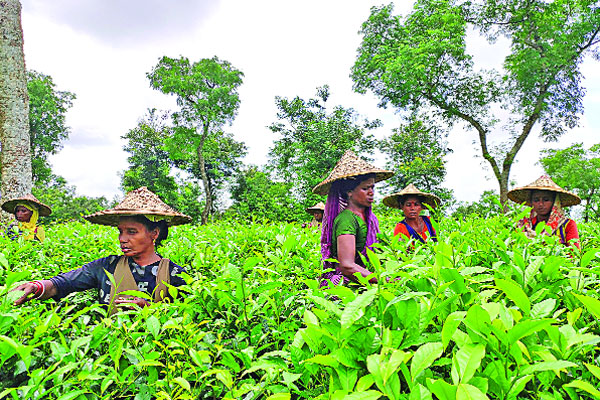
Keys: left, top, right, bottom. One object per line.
{"left": 383, "top": 184, "right": 441, "bottom": 209}
{"left": 1, "top": 193, "right": 52, "bottom": 216}
{"left": 306, "top": 201, "right": 325, "bottom": 214}
{"left": 312, "top": 150, "right": 394, "bottom": 195}
{"left": 84, "top": 187, "right": 192, "bottom": 226}
{"left": 507, "top": 175, "right": 580, "bottom": 207}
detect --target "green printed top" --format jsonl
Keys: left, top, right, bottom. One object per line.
{"left": 331, "top": 209, "right": 367, "bottom": 261}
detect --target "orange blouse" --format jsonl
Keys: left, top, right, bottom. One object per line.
{"left": 393, "top": 218, "right": 436, "bottom": 242}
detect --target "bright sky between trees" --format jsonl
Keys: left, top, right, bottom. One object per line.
{"left": 20, "top": 0, "right": 600, "bottom": 203}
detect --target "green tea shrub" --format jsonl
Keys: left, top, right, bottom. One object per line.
{"left": 0, "top": 215, "right": 599, "bottom": 399}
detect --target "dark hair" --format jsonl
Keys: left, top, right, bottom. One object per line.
{"left": 124, "top": 215, "right": 169, "bottom": 247}
{"left": 399, "top": 194, "right": 424, "bottom": 207}
{"left": 337, "top": 173, "right": 376, "bottom": 202}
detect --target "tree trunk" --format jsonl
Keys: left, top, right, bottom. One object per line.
{"left": 197, "top": 124, "right": 211, "bottom": 225}
{"left": 0, "top": 0, "right": 32, "bottom": 221}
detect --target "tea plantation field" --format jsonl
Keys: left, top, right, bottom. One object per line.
{"left": 1, "top": 212, "right": 600, "bottom": 399}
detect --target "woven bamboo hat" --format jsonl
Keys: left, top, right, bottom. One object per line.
{"left": 306, "top": 202, "right": 325, "bottom": 214}
{"left": 507, "top": 175, "right": 580, "bottom": 207}
{"left": 383, "top": 184, "right": 441, "bottom": 209}
{"left": 312, "top": 150, "right": 394, "bottom": 195}
{"left": 84, "top": 187, "right": 192, "bottom": 226}
{"left": 1, "top": 193, "right": 52, "bottom": 216}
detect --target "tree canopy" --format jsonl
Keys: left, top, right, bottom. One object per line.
{"left": 352, "top": 0, "right": 600, "bottom": 206}
{"left": 121, "top": 109, "right": 179, "bottom": 207}
{"left": 268, "top": 85, "right": 378, "bottom": 207}
{"left": 27, "top": 70, "right": 75, "bottom": 185}
{"left": 379, "top": 117, "right": 452, "bottom": 201}
{"left": 229, "top": 166, "right": 304, "bottom": 222}
{"left": 147, "top": 56, "right": 244, "bottom": 224}
{"left": 540, "top": 142, "right": 600, "bottom": 222}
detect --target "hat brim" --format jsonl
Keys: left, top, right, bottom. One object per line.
{"left": 507, "top": 187, "right": 581, "bottom": 207}
{"left": 1, "top": 199, "right": 52, "bottom": 216}
{"left": 383, "top": 192, "right": 440, "bottom": 209}
{"left": 83, "top": 209, "right": 192, "bottom": 227}
{"left": 312, "top": 171, "right": 394, "bottom": 196}
{"left": 306, "top": 207, "right": 325, "bottom": 213}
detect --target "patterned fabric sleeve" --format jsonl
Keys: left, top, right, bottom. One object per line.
{"left": 50, "top": 256, "right": 119, "bottom": 301}
{"left": 168, "top": 261, "right": 187, "bottom": 288}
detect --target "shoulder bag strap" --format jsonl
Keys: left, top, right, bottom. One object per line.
{"left": 108, "top": 256, "right": 139, "bottom": 315}
{"left": 154, "top": 258, "right": 171, "bottom": 303}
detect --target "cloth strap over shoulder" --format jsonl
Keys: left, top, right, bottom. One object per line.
{"left": 108, "top": 256, "right": 171, "bottom": 315}
{"left": 400, "top": 216, "right": 437, "bottom": 244}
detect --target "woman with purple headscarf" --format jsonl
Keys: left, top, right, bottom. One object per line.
{"left": 312, "top": 150, "right": 394, "bottom": 287}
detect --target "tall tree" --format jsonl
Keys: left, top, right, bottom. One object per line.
{"left": 352, "top": 0, "right": 600, "bottom": 207}
{"left": 379, "top": 117, "right": 452, "bottom": 198}
{"left": 539, "top": 143, "right": 600, "bottom": 222}
{"left": 0, "top": 0, "right": 32, "bottom": 212}
{"left": 147, "top": 56, "right": 244, "bottom": 224}
{"left": 268, "top": 85, "right": 378, "bottom": 207}
{"left": 165, "top": 125, "right": 247, "bottom": 213}
{"left": 28, "top": 70, "right": 75, "bottom": 185}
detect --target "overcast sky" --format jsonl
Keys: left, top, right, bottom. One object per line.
{"left": 20, "top": 0, "right": 600, "bottom": 204}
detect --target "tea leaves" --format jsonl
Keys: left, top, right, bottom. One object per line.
{"left": 0, "top": 216, "right": 599, "bottom": 398}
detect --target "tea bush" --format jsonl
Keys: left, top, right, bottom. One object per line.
{"left": 1, "top": 213, "right": 599, "bottom": 399}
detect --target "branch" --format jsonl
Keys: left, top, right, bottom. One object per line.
{"left": 427, "top": 93, "right": 502, "bottom": 182}
{"left": 502, "top": 82, "right": 549, "bottom": 174}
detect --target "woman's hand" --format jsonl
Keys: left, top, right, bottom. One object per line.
{"left": 114, "top": 296, "right": 149, "bottom": 310}
{"left": 11, "top": 280, "right": 57, "bottom": 306}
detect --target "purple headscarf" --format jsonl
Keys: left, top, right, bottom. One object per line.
{"left": 320, "top": 176, "right": 380, "bottom": 262}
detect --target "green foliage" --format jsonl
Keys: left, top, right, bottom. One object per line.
{"left": 229, "top": 165, "right": 305, "bottom": 223}
{"left": 120, "top": 109, "right": 208, "bottom": 222}
{"left": 27, "top": 70, "right": 75, "bottom": 185}
{"left": 351, "top": 0, "right": 600, "bottom": 203}
{"left": 540, "top": 143, "right": 600, "bottom": 222}
{"left": 1, "top": 213, "right": 600, "bottom": 398}
{"left": 121, "top": 109, "right": 178, "bottom": 204}
{"left": 32, "top": 176, "right": 109, "bottom": 223}
{"left": 147, "top": 55, "right": 245, "bottom": 224}
{"left": 379, "top": 118, "right": 452, "bottom": 197}
{"left": 452, "top": 190, "right": 504, "bottom": 219}
{"left": 268, "top": 85, "right": 379, "bottom": 208}
{"left": 166, "top": 127, "right": 247, "bottom": 207}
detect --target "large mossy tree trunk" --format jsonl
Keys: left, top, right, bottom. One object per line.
{"left": 0, "top": 0, "right": 32, "bottom": 221}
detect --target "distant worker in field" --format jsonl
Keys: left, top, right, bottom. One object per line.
{"left": 11, "top": 187, "right": 192, "bottom": 313}
{"left": 302, "top": 201, "right": 325, "bottom": 228}
{"left": 314, "top": 150, "right": 393, "bottom": 287}
{"left": 383, "top": 184, "right": 440, "bottom": 244}
{"left": 508, "top": 175, "right": 581, "bottom": 249}
{"left": 2, "top": 194, "right": 51, "bottom": 242}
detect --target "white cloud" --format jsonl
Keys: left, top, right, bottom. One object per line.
{"left": 19, "top": 0, "right": 600, "bottom": 205}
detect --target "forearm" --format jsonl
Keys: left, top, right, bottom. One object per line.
{"left": 339, "top": 262, "right": 377, "bottom": 283}
{"left": 37, "top": 279, "right": 58, "bottom": 300}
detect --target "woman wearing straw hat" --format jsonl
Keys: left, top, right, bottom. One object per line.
{"left": 302, "top": 202, "right": 325, "bottom": 228}
{"left": 2, "top": 194, "right": 51, "bottom": 242}
{"left": 508, "top": 175, "right": 581, "bottom": 249}
{"left": 313, "top": 150, "right": 393, "bottom": 286}
{"left": 12, "top": 187, "right": 192, "bottom": 311}
{"left": 383, "top": 184, "right": 440, "bottom": 244}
